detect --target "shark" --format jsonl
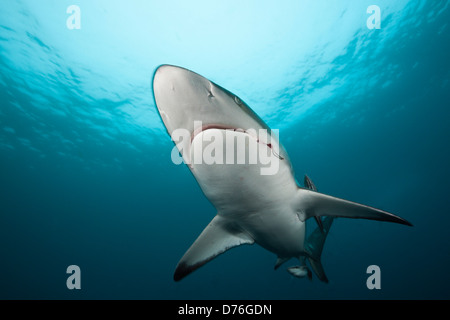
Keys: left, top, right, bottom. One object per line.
{"left": 283, "top": 175, "right": 335, "bottom": 282}
{"left": 152, "top": 65, "right": 412, "bottom": 282}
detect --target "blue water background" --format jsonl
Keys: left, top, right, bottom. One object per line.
{"left": 1, "top": 0, "right": 449, "bottom": 299}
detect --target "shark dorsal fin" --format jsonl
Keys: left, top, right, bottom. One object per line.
{"left": 174, "top": 215, "right": 254, "bottom": 281}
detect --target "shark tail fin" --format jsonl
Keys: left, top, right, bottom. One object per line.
{"left": 297, "top": 189, "right": 413, "bottom": 226}
{"left": 173, "top": 214, "right": 254, "bottom": 281}
{"left": 305, "top": 216, "right": 334, "bottom": 283}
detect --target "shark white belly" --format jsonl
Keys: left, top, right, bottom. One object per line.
{"left": 152, "top": 65, "right": 412, "bottom": 282}
{"left": 190, "top": 129, "right": 305, "bottom": 258}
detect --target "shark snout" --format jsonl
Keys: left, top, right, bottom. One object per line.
{"left": 153, "top": 65, "right": 179, "bottom": 95}
{"left": 153, "top": 64, "right": 213, "bottom": 107}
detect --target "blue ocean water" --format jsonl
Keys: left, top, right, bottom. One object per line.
{"left": 0, "top": 0, "right": 449, "bottom": 299}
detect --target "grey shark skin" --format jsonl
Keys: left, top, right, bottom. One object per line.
{"left": 152, "top": 65, "right": 412, "bottom": 282}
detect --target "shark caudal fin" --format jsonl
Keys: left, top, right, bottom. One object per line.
{"left": 296, "top": 188, "right": 413, "bottom": 226}
{"left": 305, "top": 216, "right": 334, "bottom": 283}
{"left": 300, "top": 175, "right": 411, "bottom": 282}
{"left": 302, "top": 175, "right": 333, "bottom": 282}
{"left": 173, "top": 214, "right": 254, "bottom": 281}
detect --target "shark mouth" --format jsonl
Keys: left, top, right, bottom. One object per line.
{"left": 191, "top": 124, "right": 239, "bottom": 142}
{"left": 190, "top": 123, "right": 284, "bottom": 160}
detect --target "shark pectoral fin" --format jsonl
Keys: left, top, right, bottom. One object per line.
{"left": 304, "top": 175, "right": 324, "bottom": 232}
{"left": 298, "top": 189, "right": 413, "bottom": 226}
{"left": 173, "top": 215, "right": 254, "bottom": 281}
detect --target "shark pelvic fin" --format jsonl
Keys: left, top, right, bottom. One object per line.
{"left": 174, "top": 214, "right": 254, "bottom": 281}
{"left": 274, "top": 257, "right": 289, "bottom": 270}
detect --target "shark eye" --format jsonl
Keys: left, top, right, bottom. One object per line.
{"left": 234, "top": 96, "right": 242, "bottom": 105}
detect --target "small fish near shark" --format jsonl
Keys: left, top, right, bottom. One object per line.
{"left": 287, "top": 265, "right": 312, "bottom": 280}
{"left": 152, "top": 65, "right": 412, "bottom": 282}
